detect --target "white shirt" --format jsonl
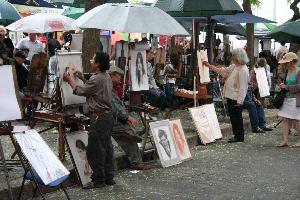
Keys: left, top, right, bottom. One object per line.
{"left": 16, "top": 38, "right": 44, "bottom": 61}
{"left": 220, "top": 64, "right": 249, "bottom": 104}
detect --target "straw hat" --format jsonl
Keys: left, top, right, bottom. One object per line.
{"left": 278, "top": 52, "right": 298, "bottom": 64}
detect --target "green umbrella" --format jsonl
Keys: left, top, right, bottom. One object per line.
{"left": 242, "top": 23, "right": 276, "bottom": 36}
{"left": 268, "top": 20, "right": 300, "bottom": 43}
{"left": 0, "top": 0, "right": 21, "bottom": 25}
{"left": 215, "top": 24, "right": 246, "bottom": 36}
{"left": 155, "top": 0, "right": 243, "bottom": 17}
{"left": 62, "top": 7, "right": 84, "bottom": 19}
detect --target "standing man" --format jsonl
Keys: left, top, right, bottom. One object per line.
{"left": 109, "top": 66, "right": 151, "bottom": 170}
{"left": 63, "top": 52, "right": 115, "bottom": 189}
{"left": 15, "top": 33, "right": 44, "bottom": 62}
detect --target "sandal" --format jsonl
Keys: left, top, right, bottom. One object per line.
{"left": 276, "top": 143, "right": 288, "bottom": 147}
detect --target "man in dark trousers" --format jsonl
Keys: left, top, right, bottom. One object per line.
{"left": 109, "top": 66, "right": 151, "bottom": 170}
{"left": 63, "top": 52, "right": 115, "bottom": 189}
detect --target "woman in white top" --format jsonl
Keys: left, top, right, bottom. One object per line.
{"left": 206, "top": 48, "right": 249, "bottom": 143}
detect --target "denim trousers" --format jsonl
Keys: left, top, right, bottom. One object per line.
{"left": 243, "top": 99, "right": 266, "bottom": 130}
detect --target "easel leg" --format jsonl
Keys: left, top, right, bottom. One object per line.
{"left": 0, "top": 137, "right": 14, "bottom": 200}
{"left": 58, "top": 120, "right": 66, "bottom": 162}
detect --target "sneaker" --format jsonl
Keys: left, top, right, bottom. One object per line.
{"left": 260, "top": 127, "right": 273, "bottom": 131}
{"left": 105, "top": 179, "right": 116, "bottom": 186}
{"left": 252, "top": 128, "right": 265, "bottom": 133}
{"left": 129, "top": 163, "right": 151, "bottom": 170}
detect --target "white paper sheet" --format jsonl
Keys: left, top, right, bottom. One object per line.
{"left": 57, "top": 51, "right": 86, "bottom": 106}
{"left": 0, "top": 65, "right": 22, "bottom": 121}
{"left": 189, "top": 104, "right": 222, "bottom": 144}
{"left": 254, "top": 68, "right": 270, "bottom": 97}
{"left": 197, "top": 50, "right": 210, "bottom": 83}
{"left": 130, "top": 50, "right": 149, "bottom": 91}
{"left": 14, "top": 130, "right": 70, "bottom": 185}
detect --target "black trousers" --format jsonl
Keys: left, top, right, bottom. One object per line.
{"left": 227, "top": 98, "right": 244, "bottom": 140}
{"left": 87, "top": 112, "right": 114, "bottom": 183}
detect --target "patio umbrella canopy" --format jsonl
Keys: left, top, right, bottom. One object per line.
{"left": 155, "top": 0, "right": 243, "bottom": 17}
{"left": 215, "top": 24, "right": 246, "bottom": 36}
{"left": 0, "top": 0, "right": 21, "bottom": 25}
{"left": 62, "top": 7, "right": 84, "bottom": 19}
{"left": 74, "top": 3, "right": 189, "bottom": 36}
{"left": 6, "top": 13, "right": 76, "bottom": 33}
{"left": 268, "top": 20, "right": 300, "bottom": 43}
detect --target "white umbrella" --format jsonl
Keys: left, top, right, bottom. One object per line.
{"left": 74, "top": 3, "right": 189, "bottom": 36}
{"left": 6, "top": 13, "right": 76, "bottom": 33}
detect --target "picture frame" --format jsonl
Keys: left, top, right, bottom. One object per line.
{"left": 65, "top": 131, "right": 92, "bottom": 187}
{"left": 169, "top": 119, "right": 192, "bottom": 161}
{"left": 149, "top": 120, "right": 181, "bottom": 168}
{"left": 130, "top": 50, "right": 149, "bottom": 91}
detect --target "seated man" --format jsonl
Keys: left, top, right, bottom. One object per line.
{"left": 109, "top": 66, "right": 151, "bottom": 170}
{"left": 14, "top": 50, "right": 29, "bottom": 102}
{"left": 243, "top": 90, "right": 272, "bottom": 133}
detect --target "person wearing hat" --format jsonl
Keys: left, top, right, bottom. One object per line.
{"left": 109, "top": 66, "right": 151, "bottom": 170}
{"left": 277, "top": 52, "right": 300, "bottom": 147}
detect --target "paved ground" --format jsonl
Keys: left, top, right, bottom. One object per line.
{"left": 39, "top": 125, "right": 300, "bottom": 200}
{"left": 1, "top": 109, "right": 299, "bottom": 200}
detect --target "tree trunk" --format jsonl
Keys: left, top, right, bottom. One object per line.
{"left": 82, "top": 0, "right": 104, "bottom": 73}
{"left": 289, "top": 0, "right": 300, "bottom": 53}
{"left": 243, "top": 0, "right": 255, "bottom": 68}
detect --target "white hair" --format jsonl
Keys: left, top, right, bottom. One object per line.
{"left": 0, "top": 25, "right": 6, "bottom": 36}
{"left": 231, "top": 48, "right": 249, "bottom": 65}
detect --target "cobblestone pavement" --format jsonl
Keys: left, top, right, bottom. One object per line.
{"left": 38, "top": 122, "right": 300, "bottom": 200}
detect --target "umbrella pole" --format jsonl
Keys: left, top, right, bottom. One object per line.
{"left": 192, "top": 17, "right": 197, "bottom": 107}
{"left": 122, "top": 33, "right": 130, "bottom": 102}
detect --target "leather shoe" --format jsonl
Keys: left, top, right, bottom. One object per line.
{"left": 83, "top": 181, "right": 106, "bottom": 189}
{"left": 105, "top": 179, "right": 116, "bottom": 186}
{"left": 129, "top": 163, "right": 151, "bottom": 170}
{"left": 228, "top": 137, "right": 244, "bottom": 143}
{"left": 260, "top": 127, "right": 273, "bottom": 131}
{"left": 252, "top": 128, "right": 265, "bottom": 133}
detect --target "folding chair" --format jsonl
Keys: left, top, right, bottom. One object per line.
{"left": 18, "top": 167, "right": 70, "bottom": 200}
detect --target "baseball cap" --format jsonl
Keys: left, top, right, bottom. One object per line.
{"left": 108, "top": 65, "right": 124, "bottom": 75}
{"left": 278, "top": 52, "right": 298, "bottom": 64}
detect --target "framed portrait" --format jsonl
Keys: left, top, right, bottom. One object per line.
{"left": 149, "top": 120, "right": 181, "bottom": 168}
{"left": 57, "top": 51, "right": 86, "bottom": 106}
{"left": 189, "top": 104, "right": 222, "bottom": 145}
{"left": 65, "top": 131, "right": 92, "bottom": 187}
{"left": 169, "top": 119, "right": 192, "bottom": 161}
{"left": 130, "top": 50, "right": 149, "bottom": 91}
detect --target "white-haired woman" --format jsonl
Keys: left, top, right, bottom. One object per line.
{"left": 277, "top": 52, "right": 300, "bottom": 147}
{"left": 206, "top": 48, "right": 249, "bottom": 143}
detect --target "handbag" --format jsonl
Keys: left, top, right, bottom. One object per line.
{"left": 272, "top": 71, "right": 288, "bottom": 109}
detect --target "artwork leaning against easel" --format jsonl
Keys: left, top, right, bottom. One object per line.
{"left": 57, "top": 51, "right": 86, "bottom": 107}
{"left": 0, "top": 65, "right": 22, "bottom": 121}
{"left": 65, "top": 131, "right": 92, "bottom": 187}
{"left": 115, "top": 41, "right": 128, "bottom": 71}
{"left": 27, "top": 53, "right": 48, "bottom": 94}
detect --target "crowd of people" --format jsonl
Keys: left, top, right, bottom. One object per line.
{"left": 1, "top": 21, "right": 300, "bottom": 189}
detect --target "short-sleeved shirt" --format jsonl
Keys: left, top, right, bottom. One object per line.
{"left": 16, "top": 38, "right": 44, "bottom": 61}
{"left": 73, "top": 72, "right": 112, "bottom": 113}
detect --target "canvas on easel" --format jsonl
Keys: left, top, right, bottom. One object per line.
{"left": 57, "top": 51, "right": 86, "bottom": 106}
{"left": 0, "top": 65, "right": 22, "bottom": 121}
{"left": 115, "top": 41, "right": 128, "bottom": 71}
{"left": 130, "top": 50, "right": 149, "bottom": 91}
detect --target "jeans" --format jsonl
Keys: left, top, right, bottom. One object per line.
{"left": 87, "top": 112, "right": 114, "bottom": 183}
{"left": 145, "top": 88, "right": 166, "bottom": 108}
{"left": 243, "top": 92, "right": 266, "bottom": 130}
{"left": 227, "top": 98, "right": 244, "bottom": 140}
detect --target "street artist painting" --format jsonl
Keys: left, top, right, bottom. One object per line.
{"left": 150, "top": 120, "right": 180, "bottom": 168}
{"left": 57, "top": 51, "right": 86, "bottom": 106}
{"left": 170, "top": 119, "right": 192, "bottom": 161}
{"left": 66, "top": 131, "right": 92, "bottom": 186}
{"left": 130, "top": 50, "right": 149, "bottom": 91}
